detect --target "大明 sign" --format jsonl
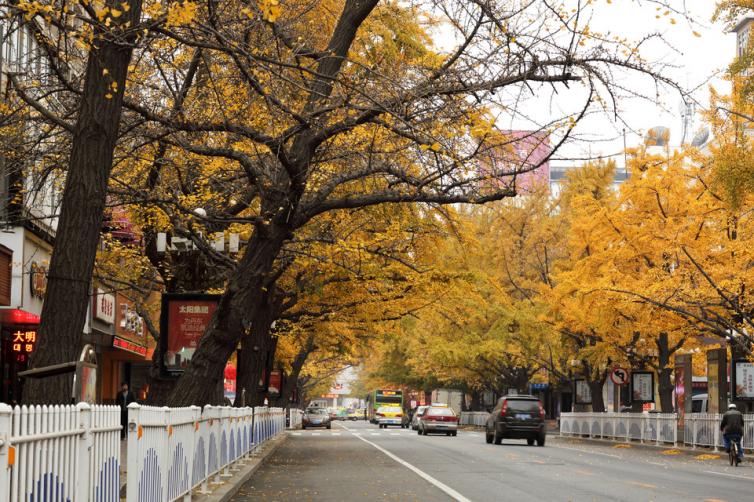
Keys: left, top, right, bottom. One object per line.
{"left": 160, "top": 293, "right": 220, "bottom": 374}
{"left": 631, "top": 371, "right": 654, "bottom": 403}
{"left": 94, "top": 289, "right": 115, "bottom": 324}
{"left": 732, "top": 361, "right": 754, "bottom": 400}
{"left": 610, "top": 367, "right": 629, "bottom": 386}
{"left": 11, "top": 329, "right": 36, "bottom": 354}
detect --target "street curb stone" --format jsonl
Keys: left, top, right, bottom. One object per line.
{"left": 193, "top": 433, "right": 289, "bottom": 502}
{"left": 555, "top": 434, "right": 753, "bottom": 462}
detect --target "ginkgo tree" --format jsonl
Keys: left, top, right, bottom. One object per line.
{"left": 4, "top": 0, "right": 687, "bottom": 405}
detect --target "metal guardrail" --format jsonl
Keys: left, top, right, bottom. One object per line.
{"left": 0, "top": 403, "right": 121, "bottom": 502}
{"left": 0, "top": 402, "right": 287, "bottom": 502}
{"left": 560, "top": 412, "right": 677, "bottom": 445}
{"left": 459, "top": 411, "right": 489, "bottom": 426}
{"left": 288, "top": 408, "right": 304, "bottom": 429}
{"left": 126, "top": 404, "right": 285, "bottom": 502}
{"left": 561, "top": 412, "right": 754, "bottom": 450}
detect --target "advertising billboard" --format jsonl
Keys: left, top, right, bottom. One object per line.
{"left": 630, "top": 371, "right": 654, "bottom": 403}
{"left": 574, "top": 379, "right": 592, "bottom": 405}
{"left": 732, "top": 360, "right": 754, "bottom": 400}
{"left": 160, "top": 293, "right": 220, "bottom": 374}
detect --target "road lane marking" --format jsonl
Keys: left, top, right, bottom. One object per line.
{"left": 390, "top": 433, "right": 400, "bottom": 436}
{"left": 370, "top": 433, "right": 381, "bottom": 436}
{"left": 703, "top": 470, "right": 754, "bottom": 481}
{"left": 311, "top": 432, "right": 320, "bottom": 436}
{"left": 331, "top": 433, "right": 341, "bottom": 436}
{"left": 626, "top": 481, "right": 657, "bottom": 489}
{"left": 350, "top": 433, "right": 472, "bottom": 502}
{"left": 291, "top": 432, "right": 302, "bottom": 436}
{"left": 550, "top": 444, "right": 621, "bottom": 459}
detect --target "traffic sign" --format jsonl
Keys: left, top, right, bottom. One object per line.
{"left": 610, "top": 367, "right": 629, "bottom": 386}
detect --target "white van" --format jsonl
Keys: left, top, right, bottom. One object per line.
{"left": 691, "top": 394, "right": 708, "bottom": 413}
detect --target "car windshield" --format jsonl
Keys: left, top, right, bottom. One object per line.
{"left": 427, "top": 407, "right": 455, "bottom": 416}
{"left": 506, "top": 399, "right": 540, "bottom": 413}
{"left": 308, "top": 409, "right": 328, "bottom": 415}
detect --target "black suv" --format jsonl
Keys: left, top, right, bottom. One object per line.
{"left": 485, "top": 395, "right": 546, "bottom": 446}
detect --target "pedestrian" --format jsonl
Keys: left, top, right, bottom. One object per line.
{"left": 119, "top": 382, "right": 137, "bottom": 440}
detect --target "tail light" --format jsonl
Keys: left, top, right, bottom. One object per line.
{"left": 501, "top": 400, "right": 508, "bottom": 417}
{"left": 447, "top": 416, "right": 459, "bottom": 422}
{"left": 396, "top": 413, "right": 403, "bottom": 418}
{"left": 376, "top": 413, "right": 385, "bottom": 417}
{"left": 538, "top": 403, "right": 545, "bottom": 419}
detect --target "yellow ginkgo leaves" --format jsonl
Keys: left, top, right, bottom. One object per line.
{"left": 167, "top": 0, "right": 199, "bottom": 27}
{"left": 258, "top": 0, "right": 282, "bottom": 23}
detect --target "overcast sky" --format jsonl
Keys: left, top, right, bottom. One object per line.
{"left": 433, "top": 1, "right": 736, "bottom": 168}
{"left": 567, "top": 0, "right": 734, "bottom": 164}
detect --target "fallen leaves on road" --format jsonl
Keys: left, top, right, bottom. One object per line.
{"left": 613, "top": 444, "right": 632, "bottom": 449}
{"left": 695, "top": 454, "right": 721, "bottom": 461}
{"left": 661, "top": 449, "right": 681, "bottom": 455}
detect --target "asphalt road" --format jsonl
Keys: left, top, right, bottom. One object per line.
{"left": 231, "top": 420, "right": 754, "bottom": 502}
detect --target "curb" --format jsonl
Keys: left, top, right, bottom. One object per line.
{"left": 555, "top": 434, "right": 753, "bottom": 462}
{"left": 193, "top": 433, "right": 289, "bottom": 502}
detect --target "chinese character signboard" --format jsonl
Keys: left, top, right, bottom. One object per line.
{"left": 268, "top": 370, "right": 282, "bottom": 395}
{"left": 11, "top": 329, "right": 37, "bottom": 359}
{"left": 574, "top": 379, "right": 592, "bottom": 405}
{"left": 160, "top": 293, "right": 220, "bottom": 375}
{"left": 631, "top": 371, "right": 654, "bottom": 403}
{"left": 94, "top": 288, "right": 115, "bottom": 324}
{"left": 732, "top": 361, "right": 754, "bottom": 401}
{"left": 113, "top": 294, "right": 147, "bottom": 356}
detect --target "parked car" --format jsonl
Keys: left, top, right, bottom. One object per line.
{"left": 691, "top": 393, "right": 708, "bottom": 413}
{"left": 347, "top": 408, "right": 363, "bottom": 421}
{"left": 485, "top": 395, "right": 545, "bottom": 446}
{"left": 410, "top": 406, "right": 429, "bottom": 430}
{"left": 418, "top": 406, "right": 458, "bottom": 436}
{"left": 303, "top": 408, "right": 332, "bottom": 429}
{"left": 376, "top": 406, "right": 403, "bottom": 428}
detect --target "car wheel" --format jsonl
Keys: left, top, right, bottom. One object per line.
{"left": 537, "top": 435, "right": 546, "bottom": 447}
{"left": 527, "top": 438, "right": 535, "bottom": 446}
{"left": 452, "top": 432, "right": 457, "bottom": 437}
{"left": 327, "top": 424, "right": 331, "bottom": 429}
{"left": 302, "top": 425, "right": 306, "bottom": 430}
{"left": 485, "top": 429, "right": 493, "bottom": 444}
{"left": 493, "top": 429, "right": 502, "bottom": 445}
{"left": 446, "top": 432, "right": 451, "bottom": 436}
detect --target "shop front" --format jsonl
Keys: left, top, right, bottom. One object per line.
{"left": 98, "top": 292, "right": 150, "bottom": 404}
{"left": 0, "top": 231, "right": 50, "bottom": 404}
{"left": 0, "top": 309, "right": 40, "bottom": 404}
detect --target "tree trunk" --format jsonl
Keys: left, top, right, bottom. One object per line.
{"left": 656, "top": 332, "right": 674, "bottom": 412}
{"left": 589, "top": 379, "right": 606, "bottom": 413}
{"left": 167, "top": 225, "right": 289, "bottom": 406}
{"left": 234, "top": 288, "right": 283, "bottom": 407}
{"left": 24, "top": 0, "right": 144, "bottom": 404}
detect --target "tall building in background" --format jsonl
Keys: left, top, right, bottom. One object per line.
{"left": 477, "top": 130, "right": 552, "bottom": 195}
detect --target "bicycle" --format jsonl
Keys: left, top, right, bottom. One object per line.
{"left": 729, "top": 438, "right": 741, "bottom": 467}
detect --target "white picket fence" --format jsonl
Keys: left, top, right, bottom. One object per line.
{"left": 560, "top": 412, "right": 677, "bottom": 445}
{"left": 459, "top": 411, "right": 489, "bottom": 426}
{"left": 0, "top": 402, "right": 121, "bottom": 502}
{"left": 682, "top": 413, "right": 754, "bottom": 450}
{"left": 288, "top": 408, "right": 304, "bottom": 429}
{"left": 126, "top": 404, "right": 285, "bottom": 502}
{"left": 561, "top": 412, "right": 754, "bottom": 450}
